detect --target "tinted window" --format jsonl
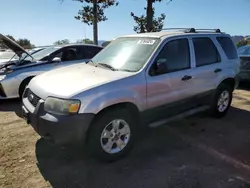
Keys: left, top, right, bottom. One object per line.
{"left": 217, "top": 37, "right": 238, "bottom": 59}
{"left": 151, "top": 38, "right": 190, "bottom": 75}
{"left": 59, "top": 47, "right": 80, "bottom": 62}
{"left": 80, "top": 46, "right": 102, "bottom": 59}
{"left": 193, "top": 37, "right": 220, "bottom": 67}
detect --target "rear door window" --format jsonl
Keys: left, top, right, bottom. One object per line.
{"left": 193, "top": 37, "right": 221, "bottom": 67}
{"left": 217, "top": 37, "right": 238, "bottom": 59}
{"left": 80, "top": 46, "right": 103, "bottom": 59}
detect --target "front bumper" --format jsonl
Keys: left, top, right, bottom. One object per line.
{"left": 22, "top": 93, "right": 94, "bottom": 145}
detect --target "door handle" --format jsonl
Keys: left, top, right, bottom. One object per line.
{"left": 181, "top": 75, "right": 192, "bottom": 81}
{"left": 214, "top": 68, "right": 222, "bottom": 73}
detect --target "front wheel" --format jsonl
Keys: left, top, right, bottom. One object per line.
{"left": 210, "top": 83, "right": 233, "bottom": 118}
{"left": 87, "top": 109, "right": 136, "bottom": 162}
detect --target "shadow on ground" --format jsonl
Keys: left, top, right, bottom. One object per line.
{"left": 238, "top": 82, "right": 250, "bottom": 91}
{"left": 35, "top": 107, "right": 250, "bottom": 188}
{"left": 0, "top": 99, "right": 22, "bottom": 117}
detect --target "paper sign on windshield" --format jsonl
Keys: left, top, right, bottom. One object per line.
{"left": 137, "top": 40, "right": 155, "bottom": 45}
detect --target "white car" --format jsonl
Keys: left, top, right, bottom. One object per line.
{"left": 0, "top": 34, "right": 103, "bottom": 99}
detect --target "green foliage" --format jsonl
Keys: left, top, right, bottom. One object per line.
{"left": 0, "top": 35, "right": 34, "bottom": 49}
{"left": 102, "top": 41, "right": 110, "bottom": 47}
{"left": 84, "top": 38, "right": 94, "bottom": 44}
{"left": 237, "top": 40, "right": 248, "bottom": 48}
{"left": 16, "top": 38, "right": 33, "bottom": 49}
{"left": 76, "top": 38, "right": 94, "bottom": 44}
{"left": 6, "top": 35, "right": 16, "bottom": 42}
{"left": 53, "top": 39, "right": 70, "bottom": 45}
{"left": 131, "top": 8, "right": 166, "bottom": 33}
{"left": 74, "top": 0, "right": 119, "bottom": 25}
{"left": 131, "top": 0, "right": 171, "bottom": 33}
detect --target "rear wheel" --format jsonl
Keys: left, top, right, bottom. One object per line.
{"left": 87, "top": 109, "right": 136, "bottom": 162}
{"left": 210, "top": 83, "right": 233, "bottom": 118}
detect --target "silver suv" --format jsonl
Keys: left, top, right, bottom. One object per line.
{"left": 22, "top": 28, "right": 240, "bottom": 161}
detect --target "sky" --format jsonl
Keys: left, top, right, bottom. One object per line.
{"left": 1, "top": 0, "right": 250, "bottom": 46}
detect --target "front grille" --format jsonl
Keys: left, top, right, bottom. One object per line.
{"left": 26, "top": 89, "right": 41, "bottom": 107}
{"left": 0, "top": 84, "right": 6, "bottom": 97}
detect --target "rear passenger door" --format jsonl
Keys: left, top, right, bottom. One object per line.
{"left": 190, "top": 37, "right": 223, "bottom": 97}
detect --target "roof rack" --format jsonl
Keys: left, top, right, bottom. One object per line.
{"left": 161, "top": 28, "right": 222, "bottom": 33}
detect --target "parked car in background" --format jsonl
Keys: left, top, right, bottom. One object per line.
{"left": 0, "top": 34, "right": 103, "bottom": 99}
{"left": 238, "top": 45, "right": 250, "bottom": 82}
{"left": 7, "top": 47, "right": 46, "bottom": 65}
{"left": 0, "top": 50, "right": 16, "bottom": 63}
{"left": 22, "top": 28, "right": 240, "bottom": 161}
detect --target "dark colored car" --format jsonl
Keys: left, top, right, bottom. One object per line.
{"left": 238, "top": 45, "right": 250, "bottom": 82}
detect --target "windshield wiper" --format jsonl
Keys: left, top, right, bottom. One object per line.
{"left": 97, "top": 63, "right": 117, "bottom": 71}
{"left": 117, "top": 68, "right": 136, "bottom": 72}
{"left": 86, "top": 59, "right": 94, "bottom": 64}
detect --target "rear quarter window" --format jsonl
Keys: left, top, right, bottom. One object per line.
{"left": 216, "top": 37, "right": 238, "bottom": 59}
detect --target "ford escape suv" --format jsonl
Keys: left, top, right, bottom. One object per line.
{"left": 22, "top": 28, "right": 240, "bottom": 161}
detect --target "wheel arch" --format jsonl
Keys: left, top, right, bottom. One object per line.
{"left": 85, "top": 102, "right": 140, "bottom": 143}
{"left": 218, "top": 77, "right": 235, "bottom": 91}
{"left": 18, "top": 76, "right": 35, "bottom": 97}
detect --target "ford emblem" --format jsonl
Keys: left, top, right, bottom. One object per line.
{"left": 28, "top": 94, "right": 34, "bottom": 101}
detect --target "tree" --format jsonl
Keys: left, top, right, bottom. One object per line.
{"left": 237, "top": 40, "right": 247, "bottom": 48}
{"left": 0, "top": 35, "right": 15, "bottom": 49}
{"left": 0, "top": 35, "right": 34, "bottom": 49}
{"left": 54, "top": 39, "right": 70, "bottom": 45}
{"left": 76, "top": 38, "right": 94, "bottom": 44}
{"left": 73, "top": 0, "right": 119, "bottom": 45}
{"left": 131, "top": 8, "right": 165, "bottom": 33}
{"left": 131, "top": 0, "right": 172, "bottom": 33}
{"left": 101, "top": 40, "right": 110, "bottom": 47}
{"left": 6, "top": 35, "right": 16, "bottom": 42}
{"left": 16, "top": 38, "right": 33, "bottom": 49}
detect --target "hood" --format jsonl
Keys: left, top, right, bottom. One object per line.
{"left": 0, "top": 34, "right": 31, "bottom": 58}
{"left": 29, "top": 63, "right": 134, "bottom": 99}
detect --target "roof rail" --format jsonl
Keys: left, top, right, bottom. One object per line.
{"left": 195, "top": 29, "right": 221, "bottom": 33}
{"left": 161, "top": 28, "right": 222, "bottom": 33}
{"left": 162, "top": 28, "right": 196, "bottom": 32}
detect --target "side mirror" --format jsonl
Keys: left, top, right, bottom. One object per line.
{"left": 154, "top": 58, "right": 168, "bottom": 75}
{"left": 52, "top": 57, "right": 61, "bottom": 62}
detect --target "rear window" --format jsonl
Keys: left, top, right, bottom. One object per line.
{"left": 217, "top": 37, "right": 238, "bottom": 59}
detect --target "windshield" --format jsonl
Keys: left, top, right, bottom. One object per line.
{"left": 91, "top": 37, "right": 160, "bottom": 72}
{"left": 21, "top": 46, "right": 60, "bottom": 61}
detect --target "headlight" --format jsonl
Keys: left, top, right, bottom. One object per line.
{"left": 44, "top": 97, "right": 81, "bottom": 115}
{"left": 0, "top": 75, "right": 6, "bottom": 81}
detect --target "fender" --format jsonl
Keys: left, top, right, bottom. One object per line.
{"left": 215, "top": 67, "right": 238, "bottom": 88}
{"left": 78, "top": 89, "right": 146, "bottom": 114}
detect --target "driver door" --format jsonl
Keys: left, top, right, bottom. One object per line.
{"left": 145, "top": 37, "right": 196, "bottom": 122}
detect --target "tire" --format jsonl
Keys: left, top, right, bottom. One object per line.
{"left": 210, "top": 83, "right": 233, "bottom": 118}
{"left": 87, "top": 109, "right": 136, "bottom": 162}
